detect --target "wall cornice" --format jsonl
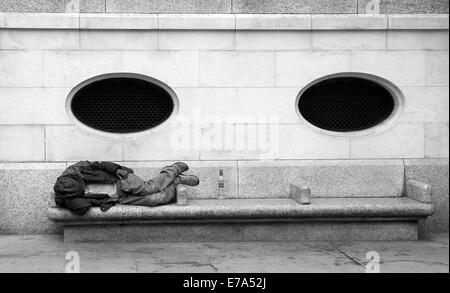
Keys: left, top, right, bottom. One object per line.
{"left": 0, "top": 13, "right": 448, "bottom": 30}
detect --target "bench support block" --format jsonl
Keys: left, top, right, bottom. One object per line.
{"left": 63, "top": 220, "right": 419, "bottom": 242}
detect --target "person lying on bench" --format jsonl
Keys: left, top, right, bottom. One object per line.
{"left": 53, "top": 161, "right": 199, "bottom": 215}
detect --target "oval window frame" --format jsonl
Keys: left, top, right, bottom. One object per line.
{"left": 295, "top": 73, "right": 405, "bottom": 138}
{"left": 66, "top": 73, "right": 180, "bottom": 139}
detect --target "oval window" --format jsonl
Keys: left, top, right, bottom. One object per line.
{"left": 69, "top": 75, "right": 176, "bottom": 134}
{"left": 298, "top": 76, "right": 395, "bottom": 132}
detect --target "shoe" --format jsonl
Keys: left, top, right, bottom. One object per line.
{"left": 171, "top": 162, "right": 189, "bottom": 174}
{"left": 176, "top": 174, "right": 200, "bottom": 186}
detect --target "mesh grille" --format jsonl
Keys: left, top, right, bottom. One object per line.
{"left": 71, "top": 78, "right": 174, "bottom": 133}
{"left": 298, "top": 77, "right": 395, "bottom": 132}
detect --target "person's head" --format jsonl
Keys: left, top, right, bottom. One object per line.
{"left": 54, "top": 174, "right": 84, "bottom": 199}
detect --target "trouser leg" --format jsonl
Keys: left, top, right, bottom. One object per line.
{"left": 118, "top": 166, "right": 180, "bottom": 206}
{"left": 152, "top": 165, "right": 180, "bottom": 191}
{"left": 119, "top": 173, "right": 158, "bottom": 196}
{"left": 119, "top": 166, "right": 179, "bottom": 197}
{"left": 120, "top": 183, "right": 176, "bottom": 207}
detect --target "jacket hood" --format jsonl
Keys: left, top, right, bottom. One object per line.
{"left": 54, "top": 173, "right": 85, "bottom": 200}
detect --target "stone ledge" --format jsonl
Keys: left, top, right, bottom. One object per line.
{"left": 80, "top": 14, "right": 158, "bottom": 29}
{"left": 0, "top": 12, "right": 79, "bottom": 29}
{"left": 47, "top": 197, "right": 434, "bottom": 223}
{"left": 388, "top": 14, "right": 450, "bottom": 29}
{"left": 236, "top": 14, "right": 311, "bottom": 30}
{"left": 0, "top": 162, "right": 66, "bottom": 170}
{"left": 311, "top": 14, "right": 388, "bottom": 30}
{"left": 159, "top": 14, "right": 235, "bottom": 30}
{"left": 1, "top": 13, "right": 448, "bottom": 30}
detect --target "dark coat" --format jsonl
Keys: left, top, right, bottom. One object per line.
{"left": 54, "top": 161, "right": 133, "bottom": 215}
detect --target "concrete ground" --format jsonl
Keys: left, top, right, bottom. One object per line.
{"left": 0, "top": 234, "right": 448, "bottom": 273}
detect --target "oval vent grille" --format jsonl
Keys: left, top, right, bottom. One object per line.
{"left": 71, "top": 77, "right": 175, "bottom": 134}
{"left": 298, "top": 77, "right": 395, "bottom": 132}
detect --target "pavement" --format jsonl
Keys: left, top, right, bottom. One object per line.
{"left": 0, "top": 233, "right": 448, "bottom": 273}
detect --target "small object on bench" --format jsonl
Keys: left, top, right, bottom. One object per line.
{"left": 290, "top": 183, "right": 311, "bottom": 205}
{"left": 218, "top": 168, "right": 225, "bottom": 199}
{"left": 176, "top": 185, "right": 189, "bottom": 206}
{"left": 406, "top": 179, "right": 432, "bottom": 204}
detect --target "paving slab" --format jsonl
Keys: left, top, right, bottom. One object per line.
{"left": 333, "top": 233, "right": 449, "bottom": 273}
{"left": 0, "top": 234, "right": 447, "bottom": 273}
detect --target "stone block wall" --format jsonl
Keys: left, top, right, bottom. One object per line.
{"left": 0, "top": 14, "right": 448, "bottom": 162}
{"left": 0, "top": 159, "right": 448, "bottom": 234}
{"left": 0, "top": 12, "right": 448, "bottom": 234}
{"left": 405, "top": 159, "right": 449, "bottom": 233}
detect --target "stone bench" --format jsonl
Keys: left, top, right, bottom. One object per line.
{"left": 47, "top": 182, "right": 434, "bottom": 242}
{"left": 47, "top": 160, "right": 435, "bottom": 242}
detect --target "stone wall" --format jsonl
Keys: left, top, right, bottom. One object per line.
{"left": 405, "top": 159, "right": 449, "bottom": 233}
{"left": 0, "top": 0, "right": 449, "bottom": 14}
{"left": 0, "top": 14, "right": 448, "bottom": 162}
{"left": 1, "top": 159, "right": 448, "bottom": 234}
{"left": 0, "top": 13, "right": 448, "bottom": 234}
